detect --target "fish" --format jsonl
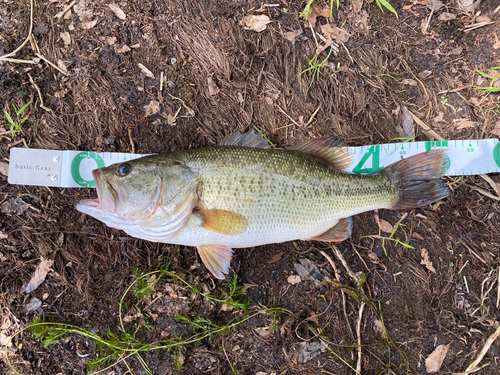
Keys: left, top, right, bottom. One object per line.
{"left": 76, "top": 131, "right": 449, "bottom": 279}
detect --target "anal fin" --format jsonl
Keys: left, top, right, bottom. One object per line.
{"left": 198, "top": 209, "right": 248, "bottom": 235}
{"left": 197, "top": 245, "right": 233, "bottom": 279}
{"left": 311, "top": 217, "right": 353, "bottom": 242}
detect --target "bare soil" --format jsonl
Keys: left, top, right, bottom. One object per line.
{"left": 1, "top": 0, "right": 500, "bottom": 374}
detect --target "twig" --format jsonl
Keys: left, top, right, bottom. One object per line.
{"left": 305, "top": 104, "right": 321, "bottom": 127}
{"left": 128, "top": 128, "right": 135, "bottom": 154}
{"left": 497, "top": 267, "right": 500, "bottom": 309}
{"left": 461, "top": 325, "right": 500, "bottom": 374}
{"left": 464, "top": 21, "right": 495, "bottom": 32}
{"left": 422, "top": 4, "right": 436, "bottom": 34}
{"left": 28, "top": 74, "right": 52, "bottom": 112}
{"left": 54, "top": 0, "right": 77, "bottom": 21}
{"left": 159, "top": 71, "right": 164, "bottom": 92}
{"left": 356, "top": 302, "right": 365, "bottom": 374}
{"left": 0, "top": 0, "right": 34, "bottom": 61}
{"left": 309, "top": 23, "right": 319, "bottom": 49}
{"left": 331, "top": 245, "right": 357, "bottom": 282}
{"left": 407, "top": 110, "right": 444, "bottom": 141}
{"left": 276, "top": 105, "right": 301, "bottom": 127}
{"left": 167, "top": 93, "right": 195, "bottom": 117}
{"left": 0, "top": 58, "right": 36, "bottom": 64}
{"left": 341, "top": 43, "right": 354, "bottom": 64}
{"left": 35, "top": 53, "right": 69, "bottom": 76}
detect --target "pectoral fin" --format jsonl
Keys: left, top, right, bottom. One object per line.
{"left": 310, "top": 217, "right": 353, "bottom": 242}
{"left": 197, "top": 245, "right": 233, "bottom": 279}
{"left": 198, "top": 209, "right": 248, "bottom": 235}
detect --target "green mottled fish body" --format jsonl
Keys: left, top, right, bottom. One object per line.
{"left": 168, "top": 147, "right": 395, "bottom": 248}
{"left": 76, "top": 132, "right": 449, "bottom": 278}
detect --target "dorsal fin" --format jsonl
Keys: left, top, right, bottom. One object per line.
{"left": 288, "top": 136, "right": 353, "bottom": 170}
{"left": 221, "top": 130, "right": 271, "bottom": 149}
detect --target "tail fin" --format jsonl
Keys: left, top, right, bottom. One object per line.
{"left": 385, "top": 150, "right": 450, "bottom": 210}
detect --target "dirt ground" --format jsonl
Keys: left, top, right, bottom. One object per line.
{"left": 1, "top": 0, "right": 500, "bottom": 374}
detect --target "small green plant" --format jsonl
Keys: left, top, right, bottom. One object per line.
{"left": 375, "top": 0, "right": 398, "bottom": 18}
{"left": 300, "top": 46, "right": 334, "bottom": 89}
{"left": 4, "top": 102, "right": 30, "bottom": 135}
{"left": 474, "top": 67, "right": 500, "bottom": 92}
{"left": 440, "top": 95, "right": 448, "bottom": 106}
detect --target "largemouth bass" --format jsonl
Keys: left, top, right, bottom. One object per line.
{"left": 76, "top": 132, "right": 449, "bottom": 279}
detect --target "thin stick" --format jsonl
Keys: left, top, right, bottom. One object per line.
{"left": 28, "top": 74, "right": 52, "bottom": 112}
{"left": 128, "top": 128, "right": 135, "bottom": 154}
{"left": 276, "top": 105, "right": 300, "bottom": 127}
{"left": 462, "top": 325, "right": 500, "bottom": 373}
{"left": 356, "top": 302, "right": 365, "bottom": 374}
{"left": 305, "top": 104, "right": 321, "bottom": 127}
{"left": 35, "top": 53, "right": 69, "bottom": 76}
{"left": 331, "top": 245, "right": 357, "bottom": 282}
{"left": 309, "top": 23, "right": 319, "bottom": 49}
{"left": 496, "top": 267, "right": 500, "bottom": 309}
{"left": 0, "top": 58, "right": 36, "bottom": 64}
{"left": 0, "top": 0, "right": 34, "bottom": 61}
{"left": 159, "top": 71, "right": 164, "bottom": 91}
{"left": 54, "top": 0, "right": 77, "bottom": 21}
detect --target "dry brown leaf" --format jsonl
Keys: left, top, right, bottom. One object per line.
{"left": 0, "top": 161, "right": 9, "bottom": 177}
{"left": 426, "top": 0, "right": 444, "bottom": 11}
{"left": 106, "top": 36, "right": 117, "bottom": 45}
{"left": 453, "top": 119, "right": 476, "bottom": 130}
{"left": 425, "top": 343, "right": 450, "bottom": 373}
{"left": 116, "top": 45, "right": 131, "bottom": 53}
{"left": 138, "top": 63, "right": 155, "bottom": 79}
{"left": 255, "top": 327, "right": 271, "bottom": 338}
{"left": 24, "top": 258, "right": 54, "bottom": 294}
{"left": 268, "top": 251, "right": 285, "bottom": 264}
{"left": 418, "top": 70, "right": 432, "bottom": 79}
{"left": 379, "top": 219, "right": 394, "bottom": 234}
{"left": 420, "top": 248, "right": 436, "bottom": 273}
{"left": 287, "top": 275, "right": 301, "bottom": 285}
{"left": 320, "top": 24, "right": 350, "bottom": 43}
{"left": 457, "top": 0, "right": 481, "bottom": 12}
{"left": 283, "top": 28, "right": 303, "bottom": 42}
{"left": 108, "top": 3, "right": 126, "bottom": 20}
{"left": 240, "top": 15, "right": 272, "bottom": 32}
{"left": 448, "top": 46, "right": 463, "bottom": 55}
{"left": 207, "top": 77, "right": 220, "bottom": 96}
{"left": 491, "top": 121, "right": 500, "bottom": 137}
{"left": 401, "top": 79, "right": 418, "bottom": 86}
{"left": 373, "top": 318, "right": 387, "bottom": 338}
{"left": 143, "top": 100, "right": 160, "bottom": 117}
{"left": 433, "top": 112, "right": 444, "bottom": 123}
{"left": 307, "top": 3, "right": 330, "bottom": 27}
{"left": 60, "top": 31, "right": 71, "bottom": 45}
{"left": 74, "top": 0, "right": 93, "bottom": 22}
{"left": 438, "top": 12, "right": 456, "bottom": 21}
{"left": 0, "top": 231, "right": 7, "bottom": 239}
{"left": 81, "top": 20, "right": 98, "bottom": 30}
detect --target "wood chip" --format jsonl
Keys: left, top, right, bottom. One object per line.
{"left": 0, "top": 161, "right": 8, "bottom": 177}
{"left": 108, "top": 3, "right": 126, "bottom": 20}
{"left": 401, "top": 78, "right": 418, "bottom": 86}
{"left": 116, "top": 45, "right": 131, "bottom": 53}
{"left": 138, "top": 63, "right": 155, "bottom": 79}
{"left": 207, "top": 77, "right": 220, "bottom": 96}
{"left": 60, "top": 31, "right": 71, "bottom": 45}
{"left": 438, "top": 12, "right": 456, "bottom": 21}
{"left": 320, "top": 24, "right": 350, "bottom": 43}
{"left": 81, "top": 20, "right": 98, "bottom": 30}
{"left": 283, "top": 28, "right": 303, "bottom": 42}
{"left": 287, "top": 275, "right": 301, "bottom": 285}
{"left": 420, "top": 249, "right": 436, "bottom": 273}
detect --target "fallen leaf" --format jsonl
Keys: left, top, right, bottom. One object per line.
{"left": 283, "top": 28, "right": 303, "bottom": 42}
{"left": 268, "top": 251, "right": 285, "bottom": 264}
{"left": 420, "top": 248, "right": 436, "bottom": 273}
{"left": 21, "top": 297, "right": 42, "bottom": 314}
{"left": 320, "top": 24, "right": 350, "bottom": 43}
{"left": 306, "top": 2, "right": 330, "bottom": 27}
{"left": 476, "top": 15, "right": 491, "bottom": 23}
{"left": 1, "top": 198, "right": 28, "bottom": 215}
{"left": 351, "top": 0, "right": 363, "bottom": 13}
{"left": 108, "top": 3, "right": 126, "bottom": 20}
{"left": 240, "top": 15, "right": 272, "bottom": 33}
{"left": 426, "top": 0, "right": 444, "bottom": 11}
{"left": 453, "top": 119, "right": 476, "bottom": 130}
{"left": 296, "top": 341, "right": 326, "bottom": 363}
{"left": 60, "top": 31, "right": 71, "bottom": 45}
{"left": 0, "top": 333, "right": 11, "bottom": 347}
{"left": 207, "top": 77, "right": 220, "bottom": 96}
{"left": 425, "top": 343, "right": 451, "bottom": 373}
{"left": 401, "top": 79, "right": 418, "bottom": 86}
{"left": 1, "top": 315, "right": 11, "bottom": 330}
{"left": 106, "top": 36, "right": 117, "bottom": 45}
{"left": 74, "top": 1, "right": 93, "bottom": 22}
{"left": 396, "top": 106, "right": 415, "bottom": 138}
{"left": 287, "top": 275, "right": 301, "bottom": 285}
{"left": 490, "top": 121, "right": 500, "bottom": 137}
{"left": 379, "top": 219, "right": 394, "bottom": 234}
{"left": 449, "top": 46, "right": 463, "bottom": 55}
{"left": 138, "top": 63, "right": 155, "bottom": 79}
{"left": 0, "top": 161, "right": 8, "bottom": 177}
{"left": 143, "top": 100, "right": 160, "bottom": 117}
{"left": 294, "top": 258, "right": 323, "bottom": 285}
{"left": 433, "top": 112, "right": 444, "bottom": 123}
{"left": 0, "top": 231, "right": 7, "bottom": 240}
{"left": 418, "top": 70, "right": 432, "bottom": 79}
{"left": 457, "top": 0, "right": 481, "bottom": 12}
{"left": 373, "top": 318, "right": 387, "bottom": 338}
{"left": 81, "top": 20, "right": 98, "bottom": 30}
{"left": 57, "top": 60, "right": 68, "bottom": 74}
{"left": 438, "top": 12, "right": 456, "bottom": 21}
{"left": 24, "top": 258, "right": 54, "bottom": 293}
{"left": 116, "top": 45, "right": 131, "bottom": 53}
{"left": 254, "top": 327, "right": 271, "bottom": 338}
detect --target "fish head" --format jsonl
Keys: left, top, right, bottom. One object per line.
{"left": 76, "top": 156, "right": 198, "bottom": 228}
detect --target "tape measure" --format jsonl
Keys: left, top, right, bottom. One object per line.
{"left": 8, "top": 139, "right": 500, "bottom": 188}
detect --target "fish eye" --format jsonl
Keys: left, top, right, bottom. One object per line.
{"left": 116, "top": 163, "right": 132, "bottom": 177}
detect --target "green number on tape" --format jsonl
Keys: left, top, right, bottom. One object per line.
{"left": 353, "top": 145, "right": 382, "bottom": 174}
{"left": 494, "top": 143, "right": 500, "bottom": 168}
{"left": 71, "top": 152, "right": 105, "bottom": 187}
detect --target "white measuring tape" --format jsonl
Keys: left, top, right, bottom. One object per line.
{"left": 8, "top": 139, "right": 500, "bottom": 188}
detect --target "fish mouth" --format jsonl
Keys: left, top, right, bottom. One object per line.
{"left": 75, "top": 169, "right": 119, "bottom": 214}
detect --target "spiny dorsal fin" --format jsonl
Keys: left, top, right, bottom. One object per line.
{"left": 221, "top": 130, "right": 271, "bottom": 149}
{"left": 310, "top": 217, "right": 353, "bottom": 242}
{"left": 198, "top": 209, "right": 248, "bottom": 235}
{"left": 288, "top": 136, "right": 353, "bottom": 171}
